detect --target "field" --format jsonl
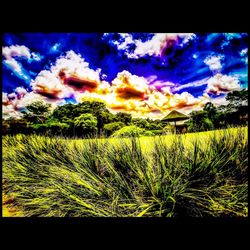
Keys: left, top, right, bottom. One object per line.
{"left": 2, "top": 127, "right": 248, "bottom": 217}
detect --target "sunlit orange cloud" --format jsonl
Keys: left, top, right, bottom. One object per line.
{"left": 3, "top": 51, "right": 216, "bottom": 120}
{"left": 28, "top": 51, "right": 211, "bottom": 119}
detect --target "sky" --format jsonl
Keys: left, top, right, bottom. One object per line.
{"left": 2, "top": 33, "right": 248, "bottom": 119}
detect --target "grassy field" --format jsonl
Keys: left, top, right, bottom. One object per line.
{"left": 2, "top": 127, "right": 248, "bottom": 217}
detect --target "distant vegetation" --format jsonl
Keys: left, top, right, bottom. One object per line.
{"left": 2, "top": 89, "right": 248, "bottom": 138}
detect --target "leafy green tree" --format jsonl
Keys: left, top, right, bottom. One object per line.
{"left": 2, "top": 118, "right": 30, "bottom": 135}
{"left": 224, "top": 89, "right": 248, "bottom": 125}
{"left": 115, "top": 112, "right": 132, "bottom": 125}
{"left": 2, "top": 119, "right": 10, "bottom": 135}
{"left": 187, "top": 110, "right": 214, "bottom": 132}
{"left": 131, "top": 118, "right": 149, "bottom": 129}
{"left": 226, "top": 89, "right": 248, "bottom": 111}
{"left": 74, "top": 113, "right": 97, "bottom": 137}
{"left": 103, "top": 122, "right": 126, "bottom": 136}
{"left": 52, "top": 104, "right": 76, "bottom": 121}
{"left": 51, "top": 101, "right": 114, "bottom": 134}
{"left": 22, "top": 101, "right": 51, "bottom": 124}
{"left": 32, "top": 118, "right": 70, "bottom": 136}
{"left": 145, "top": 118, "right": 163, "bottom": 130}
{"left": 203, "top": 102, "right": 217, "bottom": 120}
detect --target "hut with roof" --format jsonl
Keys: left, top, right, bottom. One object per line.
{"left": 162, "top": 110, "right": 189, "bottom": 133}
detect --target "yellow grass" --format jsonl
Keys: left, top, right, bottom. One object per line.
{"left": 2, "top": 126, "right": 247, "bottom": 217}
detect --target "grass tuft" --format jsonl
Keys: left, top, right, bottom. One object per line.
{"left": 2, "top": 127, "right": 248, "bottom": 217}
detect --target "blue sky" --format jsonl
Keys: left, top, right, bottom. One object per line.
{"left": 2, "top": 33, "right": 248, "bottom": 119}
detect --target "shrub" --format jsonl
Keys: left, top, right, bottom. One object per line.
{"left": 112, "top": 125, "right": 151, "bottom": 138}
{"left": 149, "top": 130, "right": 164, "bottom": 135}
{"left": 103, "top": 122, "right": 126, "bottom": 136}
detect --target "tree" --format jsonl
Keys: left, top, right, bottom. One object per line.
{"left": 226, "top": 89, "right": 248, "bottom": 111}
{"left": 2, "top": 119, "right": 10, "bottom": 135}
{"left": 225, "top": 89, "right": 248, "bottom": 125}
{"left": 22, "top": 101, "right": 51, "bottom": 124}
{"left": 51, "top": 101, "right": 114, "bottom": 134}
{"left": 131, "top": 118, "right": 149, "bottom": 129}
{"left": 52, "top": 103, "right": 76, "bottom": 121}
{"left": 31, "top": 118, "right": 70, "bottom": 136}
{"left": 203, "top": 102, "right": 217, "bottom": 120}
{"left": 145, "top": 118, "right": 163, "bottom": 130}
{"left": 115, "top": 112, "right": 132, "bottom": 125}
{"left": 103, "top": 122, "right": 125, "bottom": 136}
{"left": 2, "top": 117, "right": 30, "bottom": 135}
{"left": 74, "top": 113, "right": 97, "bottom": 137}
{"left": 186, "top": 110, "right": 214, "bottom": 132}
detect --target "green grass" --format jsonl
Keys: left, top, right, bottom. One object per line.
{"left": 2, "top": 127, "right": 248, "bottom": 217}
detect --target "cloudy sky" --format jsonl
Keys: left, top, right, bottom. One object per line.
{"left": 2, "top": 33, "right": 248, "bottom": 119}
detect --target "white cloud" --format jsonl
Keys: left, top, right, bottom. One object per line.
{"left": 4, "top": 58, "right": 23, "bottom": 74}
{"left": 2, "top": 88, "right": 61, "bottom": 119}
{"left": 15, "top": 87, "right": 28, "bottom": 96}
{"left": 240, "top": 48, "right": 248, "bottom": 56}
{"left": 50, "top": 50, "right": 100, "bottom": 82}
{"left": 2, "top": 45, "right": 31, "bottom": 60}
{"left": 111, "top": 70, "right": 149, "bottom": 96}
{"left": 50, "top": 43, "right": 61, "bottom": 53}
{"left": 2, "top": 45, "right": 42, "bottom": 82}
{"left": 3, "top": 58, "right": 30, "bottom": 81}
{"left": 31, "top": 50, "right": 102, "bottom": 100}
{"left": 204, "top": 55, "right": 224, "bottom": 73}
{"left": 205, "top": 73, "right": 241, "bottom": 95}
{"left": 109, "top": 33, "right": 196, "bottom": 59}
{"left": 31, "top": 52, "right": 42, "bottom": 61}
{"left": 2, "top": 105, "right": 23, "bottom": 119}
{"left": 173, "top": 77, "right": 210, "bottom": 92}
{"left": 240, "top": 48, "right": 248, "bottom": 64}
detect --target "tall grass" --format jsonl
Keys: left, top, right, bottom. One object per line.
{"left": 2, "top": 127, "right": 248, "bottom": 217}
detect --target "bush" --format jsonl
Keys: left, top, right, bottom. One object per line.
{"left": 112, "top": 125, "right": 152, "bottom": 138}
{"left": 149, "top": 130, "right": 164, "bottom": 135}
{"left": 103, "top": 122, "right": 126, "bottom": 136}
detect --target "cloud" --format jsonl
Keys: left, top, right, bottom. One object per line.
{"left": 103, "top": 71, "right": 209, "bottom": 118}
{"left": 204, "top": 54, "right": 224, "bottom": 73}
{"left": 111, "top": 70, "right": 150, "bottom": 100}
{"left": 2, "top": 45, "right": 42, "bottom": 82}
{"left": 3, "top": 48, "right": 238, "bottom": 120}
{"left": 2, "top": 87, "right": 62, "bottom": 119}
{"left": 2, "top": 65, "right": 226, "bottom": 119}
{"left": 240, "top": 48, "right": 248, "bottom": 64}
{"left": 106, "top": 33, "right": 196, "bottom": 59}
{"left": 2, "top": 45, "right": 31, "bottom": 60}
{"left": 31, "top": 50, "right": 102, "bottom": 99}
{"left": 205, "top": 73, "right": 242, "bottom": 95}
{"left": 2, "top": 93, "right": 10, "bottom": 105}
{"left": 30, "top": 52, "right": 43, "bottom": 61}
{"left": 2, "top": 45, "right": 42, "bottom": 62}
{"left": 2, "top": 105, "right": 23, "bottom": 119}
{"left": 172, "top": 77, "right": 210, "bottom": 92}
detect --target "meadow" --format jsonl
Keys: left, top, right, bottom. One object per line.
{"left": 2, "top": 126, "right": 248, "bottom": 217}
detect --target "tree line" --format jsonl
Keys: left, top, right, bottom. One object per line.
{"left": 2, "top": 89, "right": 248, "bottom": 137}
